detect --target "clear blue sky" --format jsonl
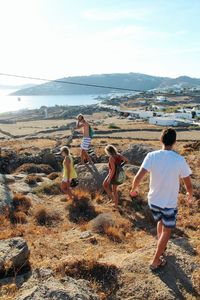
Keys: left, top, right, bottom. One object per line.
{"left": 0, "top": 0, "right": 200, "bottom": 84}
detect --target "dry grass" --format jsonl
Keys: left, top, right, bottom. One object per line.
{"left": 33, "top": 182, "right": 60, "bottom": 196}
{"left": 25, "top": 175, "right": 43, "bottom": 185}
{"left": 47, "top": 172, "right": 60, "bottom": 180}
{"left": 12, "top": 194, "right": 32, "bottom": 213}
{"left": 15, "top": 163, "right": 54, "bottom": 175}
{"left": 12, "top": 211, "right": 27, "bottom": 224}
{"left": 56, "top": 258, "right": 119, "bottom": 296}
{"left": 33, "top": 205, "right": 61, "bottom": 226}
{"left": 67, "top": 195, "right": 98, "bottom": 224}
{"left": 91, "top": 213, "right": 131, "bottom": 242}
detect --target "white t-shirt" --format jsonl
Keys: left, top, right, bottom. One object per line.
{"left": 141, "top": 150, "right": 192, "bottom": 208}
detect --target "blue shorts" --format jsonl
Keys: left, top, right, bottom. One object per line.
{"left": 149, "top": 204, "right": 178, "bottom": 228}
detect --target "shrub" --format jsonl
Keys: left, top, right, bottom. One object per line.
{"left": 47, "top": 172, "right": 60, "bottom": 180}
{"left": 103, "top": 226, "right": 123, "bottom": 242}
{"left": 12, "top": 194, "right": 32, "bottom": 212}
{"left": 13, "top": 211, "right": 27, "bottom": 224}
{"left": 91, "top": 213, "right": 130, "bottom": 242}
{"left": 108, "top": 123, "right": 120, "bottom": 129}
{"left": 25, "top": 175, "right": 43, "bottom": 185}
{"left": 67, "top": 196, "right": 98, "bottom": 223}
{"left": 56, "top": 259, "right": 119, "bottom": 295}
{"left": 34, "top": 205, "right": 61, "bottom": 226}
{"left": 33, "top": 182, "right": 60, "bottom": 196}
{"left": 15, "top": 163, "right": 54, "bottom": 175}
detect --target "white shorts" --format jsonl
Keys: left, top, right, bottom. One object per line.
{"left": 62, "top": 178, "right": 71, "bottom": 183}
{"left": 81, "top": 137, "right": 91, "bottom": 150}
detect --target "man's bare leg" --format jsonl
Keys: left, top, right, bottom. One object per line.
{"left": 82, "top": 149, "right": 92, "bottom": 163}
{"left": 151, "top": 226, "right": 171, "bottom": 267}
{"left": 157, "top": 220, "right": 163, "bottom": 239}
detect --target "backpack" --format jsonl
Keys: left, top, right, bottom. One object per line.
{"left": 111, "top": 158, "right": 126, "bottom": 185}
{"left": 89, "top": 125, "right": 94, "bottom": 138}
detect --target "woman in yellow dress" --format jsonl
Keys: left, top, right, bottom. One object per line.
{"left": 60, "top": 146, "right": 77, "bottom": 200}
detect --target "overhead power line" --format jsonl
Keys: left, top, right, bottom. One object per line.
{"left": 0, "top": 72, "right": 144, "bottom": 93}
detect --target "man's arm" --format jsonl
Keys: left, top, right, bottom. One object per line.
{"left": 131, "top": 168, "right": 148, "bottom": 193}
{"left": 182, "top": 176, "right": 193, "bottom": 203}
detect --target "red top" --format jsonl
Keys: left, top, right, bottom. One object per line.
{"left": 109, "top": 154, "right": 123, "bottom": 170}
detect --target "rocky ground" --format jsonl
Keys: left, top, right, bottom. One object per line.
{"left": 0, "top": 139, "right": 200, "bottom": 300}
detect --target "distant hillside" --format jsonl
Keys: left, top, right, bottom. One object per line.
{"left": 0, "top": 83, "right": 35, "bottom": 90}
{"left": 10, "top": 73, "right": 200, "bottom": 95}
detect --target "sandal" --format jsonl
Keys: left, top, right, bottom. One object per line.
{"left": 150, "top": 258, "right": 167, "bottom": 272}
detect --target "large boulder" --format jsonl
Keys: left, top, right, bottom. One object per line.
{"left": 0, "top": 237, "right": 30, "bottom": 277}
{"left": 0, "top": 174, "right": 13, "bottom": 214}
{"left": 15, "top": 272, "right": 99, "bottom": 300}
{"left": 122, "top": 143, "right": 155, "bottom": 165}
{"left": 116, "top": 238, "right": 200, "bottom": 300}
{"left": 75, "top": 163, "right": 108, "bottom": 192}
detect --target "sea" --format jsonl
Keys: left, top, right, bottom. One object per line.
{"left": 0, "top": 89, "right": 100, "bottom": 114}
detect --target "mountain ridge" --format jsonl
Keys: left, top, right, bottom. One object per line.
{"left": 10, "top": 72, "right": 200, "bottom": 96}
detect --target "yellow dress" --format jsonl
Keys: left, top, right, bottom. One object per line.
{"left": 63, "top": 155, "right": 77, "bottom": 180}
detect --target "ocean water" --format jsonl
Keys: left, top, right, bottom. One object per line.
{"left": 0, "top": 90, "right": 100, "bottom": 114}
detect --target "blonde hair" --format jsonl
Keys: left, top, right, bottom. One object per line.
{"left": 60, "top": 146, "right": 70, "bottom": 156}
{"left": 105, "top": 144, "right": 118, "bottom": 156}
{"left": 77, "top": 113, "right": 84, "bottom": 121}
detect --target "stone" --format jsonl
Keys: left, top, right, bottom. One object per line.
{"left": 0, "top": 237, "right": 30, "bottom": 277}
{"left": 80, "top": 231, "right": 92, "bottom": 239}
{"left": 75, "top": 163, "right": 108, "bottom": 192}
{"left": 0, "top": 174, "right": 13, "bottom": 214}
{"left": 15, "top": 275, "right": 99, "bottom": 300}
{"left": 122, "top": 143, "right": 155, "bottom": 165}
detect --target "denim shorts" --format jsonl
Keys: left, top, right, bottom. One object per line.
{"left": 149, "top": 203, "right": 178, "bottom": 228}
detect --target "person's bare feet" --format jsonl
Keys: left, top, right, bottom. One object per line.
{"left": 150, "top": 258, "right": 167, "bottom": 271}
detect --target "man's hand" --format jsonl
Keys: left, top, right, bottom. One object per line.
{"left": 130, "top": 189, "right": 138, "bottom": 198}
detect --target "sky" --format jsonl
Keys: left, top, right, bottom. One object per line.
{"left": 0, "top": 0, "right": 200, "bottom": 85}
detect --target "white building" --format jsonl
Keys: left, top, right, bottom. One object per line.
{"left": 169, "top": 112, "right": 192, "bottom": 120}
{"left": 155, "top": 96, "right": 167, "bottom": 103}
{"left": 192, "top": 109, "right": 200, "bottom": 117}
{"left": 149, "top": 117, "right": 178, "bottom": 126}
{"left": 120, "top": 109, "right": 154, "bottom": 119}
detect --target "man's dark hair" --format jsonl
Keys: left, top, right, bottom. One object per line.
{"left": 160, "top": 128, "right": 177, "bottom": 146}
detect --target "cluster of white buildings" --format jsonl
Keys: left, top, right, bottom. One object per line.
{"left": 120, "top": 107, "right": 200, "bottom": 127}
{"left": 98, "top": 102, "right": 200, "bottom": 127}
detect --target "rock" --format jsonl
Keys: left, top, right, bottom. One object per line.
{"left": 125, "top": 164, "right": 140, "bottom": 175}
{"left": 0, "top": 237, "right": 30, "bottom": 277}
{"left": 80, "top": 231, "right": 92, "bottom": 239}
{"left": 0, "top": 174, "right": 13, "bottom": 214}
{"left": 0, "top": 174, "right": 16, "bottom": 184}
{"left": 76, "top": 163, "right": 108, "bottom": 192}
{"left": 91, "top": 213, "right": 115, "bottom": 233}
{"left": 115, "top": 238, "right": 200, "bottom": 300}
{"left": 15, "top": 274, "right": 99, "bottom": 300}
{"left": 122, "top": 143, "right": 155, "bottom": 165}
{"left": 10, "top": 181, "right": 32, "bottom": 194}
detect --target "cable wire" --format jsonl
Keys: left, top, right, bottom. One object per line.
{"left": 0, "top": 72, "right": 144, "bottom": 93}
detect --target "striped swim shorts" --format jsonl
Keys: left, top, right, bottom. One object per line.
{"left": 149, "top": 203, "right": 178, "bottom": 228}
{"left": 81, "top": 137, "right": 91, "bottom": 150}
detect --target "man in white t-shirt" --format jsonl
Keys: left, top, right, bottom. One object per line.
{"left": 130, "top": 128, "right": 193, "bottom": 271}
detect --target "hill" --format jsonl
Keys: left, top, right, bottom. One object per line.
{"left": 10, "top": 73, "right": 200, "bottom": 96}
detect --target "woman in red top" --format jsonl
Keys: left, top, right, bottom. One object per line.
{"left": 103, "top": 145, "right": 129, "bottom": 209}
